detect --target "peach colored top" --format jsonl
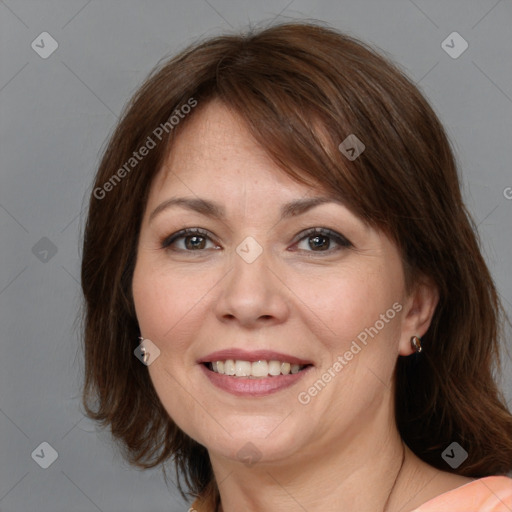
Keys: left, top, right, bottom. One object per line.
{"left": 411, "top": 476, "right": 512, "bottom": 512}
{"left": 188, "top": 476, "right": 512, "bottom": 512}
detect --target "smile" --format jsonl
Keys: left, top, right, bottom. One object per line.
{"left": 205, "top": 360, "right": 310, "bottom": 378}
{"left": 200, "top": 361, "right": 313, "bottom": 397}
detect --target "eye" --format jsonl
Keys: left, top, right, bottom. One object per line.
{"left": 160, "top": 227, "right": 352, "bottom": 254}
{"left": 161, "top": 228, "right": 219, "bottom": 252}
{"left": 292, "top": 227, "right": 352, "bottom": 254}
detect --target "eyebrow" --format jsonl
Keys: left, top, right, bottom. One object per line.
{"left": 149, "top": 195, "right": 345, "bottom": 223}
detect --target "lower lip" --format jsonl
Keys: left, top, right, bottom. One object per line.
{"left": 199, "top": 364, "right": 313, "bottom": 397}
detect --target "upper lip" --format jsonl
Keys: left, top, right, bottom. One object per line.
{"left": 198, "top": 349, "right": 313, "bottom": 366}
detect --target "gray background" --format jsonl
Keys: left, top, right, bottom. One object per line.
{"left": 1, "top": 0, "right": 511, "bottom": 511}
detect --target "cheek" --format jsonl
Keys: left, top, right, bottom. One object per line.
{"left": 132, "top": 265, "right": 173, "bottom": 337}
{"left": 132, "top": 259, "right": 188, "bottom": 351}
{"left": 299, "top": 263, "right": 401, "bottom": 351}
{"left": 132, "top": 261, "right": 208, "bottom": 436}
{"left": 132, "top": 258, "right": 221, "bottom": 352}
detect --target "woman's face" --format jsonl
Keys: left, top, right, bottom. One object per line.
{"left": 132, "top": 100, "right": 419, "bottom": 466}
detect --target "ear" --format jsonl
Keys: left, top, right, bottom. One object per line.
{"left": 398, "top": 275, "right": 439, "bottom": 356}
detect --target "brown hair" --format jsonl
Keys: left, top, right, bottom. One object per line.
{"left": 80, "top": 21, "right": 512, "bottom": 501}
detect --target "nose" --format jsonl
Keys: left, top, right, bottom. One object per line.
{"left": 213, "top": 246, "right": 291, "bottom": 329}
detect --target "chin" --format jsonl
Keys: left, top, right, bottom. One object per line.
{"left": 199, "top": 420, "right": 303, "bottom": 466}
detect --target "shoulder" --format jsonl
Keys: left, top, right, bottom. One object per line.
{"left": 186, "top": 475, "right": 512, "bottom": 511}
{"left": 413, "top": 475, "right": 512, "bottom": 512}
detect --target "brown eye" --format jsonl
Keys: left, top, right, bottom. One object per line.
{"left": 307, "top": 234, "right": 330, "bottom": 251}
{"left": 293, "top": 228, "right": 352, "bottom": 253}
{"left": 161, "top": 228, "right": 218, "bottom": 251}
{"left": 184, "top": 234, "right": 207, "bottom": 250}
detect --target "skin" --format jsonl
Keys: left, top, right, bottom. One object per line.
{"left": 132, "top": 100, "right": 473, "bottom": 511}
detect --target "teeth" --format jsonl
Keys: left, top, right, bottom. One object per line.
{"left": 224, "top": 359, "right": 235, "bottom": 376}
{"left": 281, "top": 362, "right": 291, "bottom": 375}
{"left": 268, "top": 360, "right": 281, "bottom": 376}
{"left": 251, "top": 360, "right": 269, "bottom": 377}
{"left": 208, "top": 359, "right": 308, "bottom": 378}
{"left": 235, "top": 360, "right": 251, "bottom": 377}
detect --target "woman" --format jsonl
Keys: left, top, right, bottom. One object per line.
{"left": 81, "top": 22, "right": 512, "bottom": 511}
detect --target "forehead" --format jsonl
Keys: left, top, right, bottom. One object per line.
{"left": 149, "top": 100, "right": 325, "bottom": 200}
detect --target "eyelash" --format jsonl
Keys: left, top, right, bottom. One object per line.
{"left": 160, "top": 227, "right": 352, "bottom": 255}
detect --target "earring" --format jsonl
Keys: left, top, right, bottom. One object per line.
{"left": 410, "top": 335, "right": 422, "bottom": 353}
{"left": 138, "top": 336, "right": 150, "bottom": 364}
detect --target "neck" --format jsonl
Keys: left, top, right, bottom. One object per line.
{"left": 210, "top": 418, "right": 420, "bottom": 512}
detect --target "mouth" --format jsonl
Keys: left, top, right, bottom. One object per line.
{"left": 198, "top": 350, "right": 314, "bottom": 397}
{"left": 203, "top": 360, "right": 313, "bottom": 378}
